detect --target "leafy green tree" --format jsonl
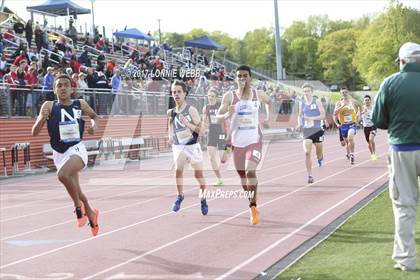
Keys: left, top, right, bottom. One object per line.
{"left": 354, "top": 2, "right": 420, "bottom": 88}
{"left": 318, "top": 28, "right": 361, "bottom": 88}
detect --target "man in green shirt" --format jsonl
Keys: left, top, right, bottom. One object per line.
{"left": 372, "top": 42, "right": 420, "bottom": 272}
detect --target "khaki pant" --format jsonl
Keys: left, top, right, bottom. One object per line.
{"left": 388, "top": 148, "right": 420, "bottom": 270}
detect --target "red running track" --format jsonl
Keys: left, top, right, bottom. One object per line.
{"left": 0, "top": 132, "right": 389, "bottom": 280}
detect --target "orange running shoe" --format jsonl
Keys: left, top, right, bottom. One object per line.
{"left": 89, "top": 209, "right": 99, "bottom": 236}
{"left": 75, "top": 201, "right": 87, "bottom": 228}
{"left": 250, "top": 206, "right": 260, "bottom": 225}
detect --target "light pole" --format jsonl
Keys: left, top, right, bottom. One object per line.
{"left": 91, "top": 0, "right": 96, "bottom": 35}
{"left": 1, "top": 0, "right": 5, "bottom": 12}
{"left": 274, "top": 0, "right": 284, "bottom": 80}
{"left": 157, "top": 19, "right": 162, "bottom": 44}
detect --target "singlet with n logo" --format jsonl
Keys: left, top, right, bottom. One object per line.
{"left": 171, "top": 104, "right": 198, "bottom": 145}
{"left": 47, "top": 100, "right": 85, "bottom": 153}
{"left": 230, "top": 89, "right": 261, "bottom": 147}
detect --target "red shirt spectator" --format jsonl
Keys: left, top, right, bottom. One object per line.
{"left": 14, "top": 53, "right": 28, "bottom": 67}
{"left": 70, "top": 58, "right": 81, "bottom": 73}
{"left": 25, "top": 68, "right": 38, "bottom": 88}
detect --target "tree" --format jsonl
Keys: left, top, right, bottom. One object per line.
{"left": 317, "top": 28, "right": 362, "bottom": 88}
{"left": 353, "top": 2, "right": 420, "bottom": 88}
{"left": 242, "top": 27, "right": 276, "bottom": 70}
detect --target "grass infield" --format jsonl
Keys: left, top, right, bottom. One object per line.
{"left": 277, "top": 190, "right": 420, "bottom": 280}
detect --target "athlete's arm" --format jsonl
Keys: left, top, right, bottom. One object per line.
{"left": 167, "top": 109, "right": 173, "bottom": 144}
{"left": 182, "top": 106, "right": 202, "bottom": 134}
{"left": 216, "top": 92, "right": 233, "bottom": 123}
{"left": 31, "top": 101, "right": 52, "bottom": 136}
{"left": 80, "top": 99, "right": 99, "bottom": 135}
{"left": 258, "top": 90, "right": 273, "bottom": 124}
{"left": 296, "top": 99, "right": 303, "bottom": 129}
{"left": 201, "top": 106, "right": 209, "bottom": 134}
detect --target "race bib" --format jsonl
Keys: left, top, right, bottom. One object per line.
{"left": 59, "top": 121, "right": 80, "bottom": 143}
{"left": 344, "top": 114, "right": 353, "bottom": 123}
{"left": 176, "top": 129, "right": 193, "bottom": 144}
{"left": 305, "top": 119, "right": 314, "bottom": 128}
{"left": 210, "top": 115, "right": 217, "bottom": 124}
{"left": 238, "top": 115, "right": 256, "bottom": 129}
{"left": 219, "top": 134, "right": 226, "bottom": 140}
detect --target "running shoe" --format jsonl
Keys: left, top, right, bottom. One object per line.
{"left": 346, "top": 154, "right": 350, "bottom": 160}
{"left": 350, "top": 154, "right": 355, "bottom": 165}
{"left": 317, "top": 156, "right": 323, "bottom": 167}
{"left": 250, "top": 206, "right": 260, "bottom": 225}
{"left": 89, "top": 209, "right": 99, "bottom": 236}
{"left": 200, "top": 199, "right": 208, "bottom": 215}
{"left": 371, "top": 153, "right": 378, "bottom": 161}
{"left": 172, "top": 194, "right": 184, "bottom": 212}
{"left": 213, "top": 179, "right": 224, "bottom": 186}
{"left": 75, "top": 201, "right": 87, "bottom": 228}
{"left": 308, "top": 176, "right": 314, "bottom": 184}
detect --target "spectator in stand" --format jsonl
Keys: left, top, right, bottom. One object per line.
{"left": 42, "top": 29, "right": 49, "bottom": 50}
{"left": 42, "top": 66, "right": 55, "bottom": 101}
{"left": 78, "top": 72, "right": 88, "bottom": 90}
{"left": 55, "top": 37, "right": 67, "bottom": 53}
{"left": 0, "top": 53, "right": 7, "bottom": 78}
{"left": 26, "top": 65, "right": 39, "bottom": 116}
{"left": 41, "top": 52, "right": 51, "bottom": 72}
{"left": 70, "top": 55, "right": 81, "bottom": 74}
{"left": 71, "top": 73, "right": 82, "bottom": 99}
{"left": 162, "top": 40, "right": 171, "bottom": 52}
{"left": 84, "top": 33, "right": 93, "bottom": 46}
{"left": 86, "top": 67, "right": 97, "bottom": 89}
{"left": 111, "top": 68, "right": 122, "bottom": 114}
{"left": 25, "top": 20, "right": 33, "bottom": 49}
{"left": 0, "top": 34, "right": 3, "bottom": 53}
{"left": 105, "top": 59, "right": 115, "bottom": 79}
{"left": 6, "top": 65, "right": 18, "bottom": 114}
{"left": 96, "top": 71, "right": 109, "bottom": 114}
{"left": 96, "top": 35, "right": 105, "bottom": 50}
{"left": 34, "top": 25, "right": 43, "bottom": 53}
{"left": 78, "top": 47, "right": 91, "bottom": 67}
{"left": 14, "top": 60, "right": 27, "bottom": 116}
{"left": 96, "top": 51, "right": 106, "bottom": 72}
{"left": 14, "top": 50, "right": 29, "bottom": 67}
{"left": 64, "top": 47, "right": 73, "bottom": 61}
{"left": 13, "top": 21, "right": 25, "bottom": 36}
{"left": 66, "top": 67, "right": 73, "bottom": 77}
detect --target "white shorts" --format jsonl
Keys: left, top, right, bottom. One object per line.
{"left": 53, "top": 142, "right": 88, "bottom": 173}
{"left": 172, "top": 143, "right": 203, "bottom": 165}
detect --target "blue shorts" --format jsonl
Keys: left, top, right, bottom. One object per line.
{"left": 340, "top": 123, "right": 356, "bottom": 138}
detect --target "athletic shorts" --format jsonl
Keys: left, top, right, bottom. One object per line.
{"left": 53, "top": 142, "right": 88, "bottom": 173}
{"left": 339, "top": 123, "right": 357, "bottom": 138}
{"left": 172, "top": 142, "right": 203, "bottom": 165}
{"left": 363, "top": 126, "right": 377, "bottom": 143}
{"left": 232, "top": 141, "right": 263, "bottom": 171}
{"left": 303, "top": 128, "right": 324, "bottom": 143}
{"left": 207, "top": 133, "right": 227, "bottom": 150}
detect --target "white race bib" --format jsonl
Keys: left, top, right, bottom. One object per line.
{"left": 238, "top": 115, "right": 256, "bottom": 129}
{"left": 344, "top": 114, "right": 353, "bottom": 123}
{"left": 59, "top": 121, "right": 80, "bottom": 143}
{"left": 176, "top": 129, "right": 193, "bottom": 144}
{"left": 210, "top": 115, "right": 217, "bottom": 124}
{"left": 305, "top": 119, "right": 314, "bottom": 128}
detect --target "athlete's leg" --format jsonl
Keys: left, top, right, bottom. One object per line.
{"left": 303, "top": 139, "right": 313, "bottom": 177}
{"left": 57, "top": 155, "right": 85, "bottom": 208}
{"left": 207, "top": 146, "right": 222, "bottom": 179}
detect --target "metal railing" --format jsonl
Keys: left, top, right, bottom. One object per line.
{"left": 0, "top": 83, "right": 211, "bottom": 118}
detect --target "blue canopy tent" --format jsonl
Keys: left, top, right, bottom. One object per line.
{"left": 26, "top": 0, "right": 91, "bottom": 16}
{"left": 184, "top": 35, "right": 225, "bottom": 50}
{"left": 113, "top": 28, "right": 154, "bottom": 42}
